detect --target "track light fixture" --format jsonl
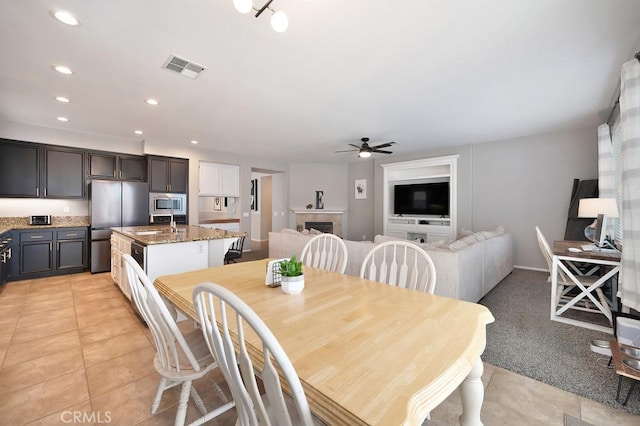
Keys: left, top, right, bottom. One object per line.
{"left": 233, "top": 0, "right": 289, "bottom": 33}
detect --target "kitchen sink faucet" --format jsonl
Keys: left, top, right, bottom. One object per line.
{"left": 158, "top": 194, "right": 177, "bottom": 232}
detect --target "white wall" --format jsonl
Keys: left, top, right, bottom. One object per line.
{"left": 472, "top": 127, "right": 597, "bottom": 269}
{"left": 260, "top": 176, "right": 272, "bottom": 240}
{"left": 288, "top": 163, "right": 349, "bottom": 211}
{"left": 347, "top": 159, "right": 375, "bottom": 241}
{"left": 271, "top": 172, "right": 287, "bottom": 232}
{"left": 360, "top": 126, "right": 598, "bottom": 269}
{"left": 2, "top": 120, "right": 598, "bottom": 269}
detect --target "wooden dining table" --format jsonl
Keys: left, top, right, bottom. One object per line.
{"left": 154, "top": 259, "right": 495, "bottom": 426}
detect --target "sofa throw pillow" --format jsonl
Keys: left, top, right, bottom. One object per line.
{"left": 480, "top": 225, "right": 506, "bottom": 240}
{"left": 374, "top": 234, "right": 406, "bottom": 243}
{"left": 309, "top": 228, "right": 323, "bottom": 235}
{"left": 447, "top": 239, "right": 469, "bottom": 251}
{"left": 461, "top": 235, "right": 478, "bottom": 245}
{"left": 418, "top": 240, "right": 450, "bottom": 251}
{"left": 459, "top": 228, "right": 474, "bottom": 238}
{"left": 471, "top": 232, "right": 487, "bottom": 242}
{"left": 281, "top": 228, "right": 301, "bottom": 235}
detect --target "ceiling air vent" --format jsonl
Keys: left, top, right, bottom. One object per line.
{"left": 162, "top": 54, "right": 206, "bottom": 79}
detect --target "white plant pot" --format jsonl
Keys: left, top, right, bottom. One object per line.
{"left": 281, "top": 275, "right": 305, "bottom": 295}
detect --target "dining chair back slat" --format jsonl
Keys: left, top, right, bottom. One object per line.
{"left": 300, "top": 233, "right": 348, "bottom": 274}
{"left": 122, "top": 254, "right": 234, "bottom": 426}
{"left": 194, "top": 282, "right": 314, "bottom": 426}
{"left": 360, "top": 241, "right": 437, "bottom": 294}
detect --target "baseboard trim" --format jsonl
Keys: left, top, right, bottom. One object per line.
{"left": 514, "top": 265, "right": 548, "bottom": 273}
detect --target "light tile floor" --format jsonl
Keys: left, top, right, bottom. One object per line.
{"left": 0, "top": 272, "right": 638, "bottom": 425}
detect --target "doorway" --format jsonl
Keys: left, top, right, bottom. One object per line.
{"left": 250, "top": 168, "right": 286, "bottom": 254}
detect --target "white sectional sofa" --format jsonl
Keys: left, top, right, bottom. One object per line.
{"left": 268, "top": 227, "right": 513, "bottom": 303}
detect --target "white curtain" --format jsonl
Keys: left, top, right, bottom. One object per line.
{"left": 619, "top": 58, "right": 640, "bottom": 312}
{"left": 598, "top": 124, "right": 614, "bottom": 198}
{"left": 597, "top": 124, "right": 617, "bottom": 238}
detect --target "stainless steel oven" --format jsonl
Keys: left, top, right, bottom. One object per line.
{"left": 149, "top": 193, "right": 186, "bottom": 216}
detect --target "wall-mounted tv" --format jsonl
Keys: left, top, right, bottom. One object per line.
{"left": 393, "top": 182, "right": 449, "bottom": 216}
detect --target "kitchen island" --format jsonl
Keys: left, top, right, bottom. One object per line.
{"left": 111, "top": 225, "right": 244, "bottom": 299}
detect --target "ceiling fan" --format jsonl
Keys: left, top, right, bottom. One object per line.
{"left": 335, "top": 137, "right": 397, "bottom": 158}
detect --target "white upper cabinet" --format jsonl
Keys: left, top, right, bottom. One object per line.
{"left": 199, "top": 162, "right": 240, "bottom": 196}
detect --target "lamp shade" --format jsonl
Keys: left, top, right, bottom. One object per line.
{"left": 233, "top": 0, "right": 253, "bottom": 14}
{"left": 271, "top": 10, "right": 288, "bottom": 32}
{"left": 578, "top": 198, "right": 619, "bottom": 218}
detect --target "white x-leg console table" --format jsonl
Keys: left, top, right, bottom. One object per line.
{"left": 551, "top": 240, "right": 621, "bottom": 334}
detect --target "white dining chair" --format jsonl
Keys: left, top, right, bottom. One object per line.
{"left": 122, "top": 254, "right": 235, "bottom": 426}
{"left": 534, "top": 226, "right": 609, "bottom": 316}
{"left": 360, "top": 240, "right": 437, "bottom": 293}
{"left": 300, "top": 233, "right": 348, "bottom": 274}
{"left": 193, "top": 282, "right": 315, "bottom": 426}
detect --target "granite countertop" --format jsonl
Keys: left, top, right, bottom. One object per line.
{"left": 112, "top": 225, "right": 245, "bottom": 246}
{"left": 0, "top": 216, "right": 90, "bottom": 235}
{"left": 198, "top": 218, "right": 240, "bottom": 224}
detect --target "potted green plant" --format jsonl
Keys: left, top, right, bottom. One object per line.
{"left": 278, "top": 255, "right": 304, "bottom": 294}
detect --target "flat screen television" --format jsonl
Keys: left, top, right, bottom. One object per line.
{"left": 393, "top": 182, "right": 449, "bottom": 216}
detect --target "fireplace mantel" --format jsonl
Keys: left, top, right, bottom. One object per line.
{"left": 292, "top": 209, "right": 346, "bottom": 215}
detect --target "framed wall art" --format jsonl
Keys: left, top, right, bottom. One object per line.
{"left": 355, "top": 179, "right": 367, "bottom": 199}
{"left": 250, "top": 178, "right": 258, "bottom": 211}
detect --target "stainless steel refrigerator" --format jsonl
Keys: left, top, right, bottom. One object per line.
{"left": 89, "top": 180, "right": 149, "bottom": 273}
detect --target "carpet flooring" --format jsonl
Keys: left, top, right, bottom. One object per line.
{"left": 479, "top": 268, "right": 640, "bottom": 415}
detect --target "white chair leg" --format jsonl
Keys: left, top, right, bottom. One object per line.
{"left": 175, "top": 380, "right": 192, "bottom": 426}
{"left": 190, "top": 386, "right": 207, "bottom": 415}
{"left": 151, "top": 377, "right": 169, "bottom": 414}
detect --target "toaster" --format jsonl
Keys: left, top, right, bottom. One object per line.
{"left": 29, "top": 215, "right": 51, "bottom": 225}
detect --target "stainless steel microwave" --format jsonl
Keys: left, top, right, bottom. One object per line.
{"left": 149, "top": 193, "right": 186, "bottom": 215}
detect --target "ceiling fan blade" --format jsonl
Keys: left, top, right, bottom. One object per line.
{"left": 373, "top": 150, "right": 393, "bottom": 154}
{"left": 370, "top": 142, "right": 396, "bottom": 149}
{"left": 335, "top": 149, "right": 359, "bottom": 153}
{"left": 348, "top": 144, "right": 362, "bottom": 149}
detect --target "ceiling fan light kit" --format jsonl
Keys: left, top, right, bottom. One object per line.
{"left": 233, "top": 0, "right": 289, "bottom": 33}
{"left": 336, "top": 137, "right": 397, "bottom": 159}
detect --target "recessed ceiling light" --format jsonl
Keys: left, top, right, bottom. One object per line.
{"left": 55, "top": 96, "right": 70, "bottom": 103}
{"left": 50, "top": 9, "right": 80, "bottom": 26}
{"left": 134, "top": 130, "right": 144, "bottom": 135}
{"left": 190, "top": 140, "right": 198, "bottom": 145}
{"left": 57, "top": 116, "right": 69, "bottom": 122}
{"left": 53, "top": 65, "right": 73, "bottom": 75}
{"left": 145, "top": 98, "right": 159, "bottom": 106}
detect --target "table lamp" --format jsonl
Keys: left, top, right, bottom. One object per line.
{"left": 577, "top": 198, "right": 619, "bottom": 248}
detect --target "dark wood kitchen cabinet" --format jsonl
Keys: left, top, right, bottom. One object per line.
{"left": 0, "top": 231, "right": 12, "bottom": 287}
{"left": 56, "top": 228, "right": 87, "bottom": 269}
{"left": 19, "top": 231, "right": 54, "bottom": 275}
{"left": 0, "top": 139, "right": 40, "bottom": 197}
{"left": 88, "top": 151, "right": 146, "bottom": 181}
{"left": 148, "top": 156, "right": 188, "bottom": 193}
{"left": 16, "top": 227, "right": 88, "bottom": 279}
{"left": 0, "top": 139, "right": 85, "bottom": 199}
{"left": 43, "top": 146, "right": 85, "bottom": 198}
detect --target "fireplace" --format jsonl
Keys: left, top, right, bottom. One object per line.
{"left": 293, "top": 210, "right": 344, "bottom": 237}
{"left": 304, "top": 221, "right": 333, "bottom": 234}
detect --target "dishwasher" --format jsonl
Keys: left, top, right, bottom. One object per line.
{"left": 131, "top": 242, "right": 146, "bottom": 270}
